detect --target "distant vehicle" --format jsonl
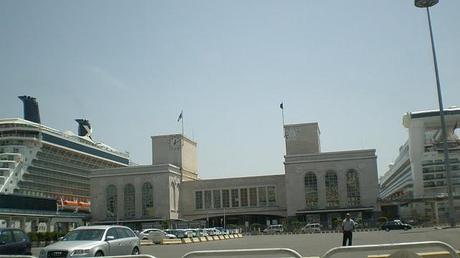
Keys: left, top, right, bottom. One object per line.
{"left": 185, "top": 229, "right": 197, "bottom": 237}
{"left": 165, "top": 229, "right": 192, "bottom": 238}
{"left": 147, "top": 230, "right": 176, "bottom": 244}
{"left": 0, "top": 228, "right": 31, "bottom": 255}
{"left": 139, "top": 228, "right": 175, "bottom": 240}
{"left": 39, "top": 225, "right": 140, "bottom": 257}
{"left": 301, "top": 223, "right": 321, "bottom": 233}
{"left": 263, "top": 224, "right": 284, "bottom": 234}
{"left": 381, "top": 220, "right": 412, "bottom": 231}
{"left": 205, "top": 228, "right": 221, "bottom": 236}
{"left": 197, "top": 229, "right": 208, "bottom": 237}
{"left": 214, "top": 227, "right": 229, "bottom": 235}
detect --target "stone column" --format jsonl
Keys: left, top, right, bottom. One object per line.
{"left": 317, "top": 171, "right": 326, "bottom": 209}
{"left": 337, "top": 171, "right": 348, "bottom": 208}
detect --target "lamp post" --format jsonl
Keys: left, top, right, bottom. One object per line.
{"left": 414, "top": 0, "right": 456, "bottom": 227}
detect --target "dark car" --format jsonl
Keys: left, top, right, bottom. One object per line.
{"left": 381, "top": 220, "right": 412, "bottom": 231}
{"left": 0, "top": 228, "right": 32, "bottom": 255}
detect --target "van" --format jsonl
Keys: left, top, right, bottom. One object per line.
{"left": 301, "top": 223, "right": 321, "bottom": 233}
{"left": 263, "top": 224, "right": 284, "bottom": 234}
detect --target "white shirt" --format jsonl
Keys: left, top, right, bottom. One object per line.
{"left": 342, "top": 218, "right": 355, "bottom": 231}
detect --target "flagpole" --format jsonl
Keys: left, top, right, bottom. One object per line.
{"left": 181, "top": 111, "right": 184, "bottom": 136}
{"left": 281, "top": 105, "right": 285, "bottom": 128}
{"left": 280, "top": 102, "right": 287, "bottom": 156}
{"left": 280, "top": 102, "right": 285, "bottom": 137}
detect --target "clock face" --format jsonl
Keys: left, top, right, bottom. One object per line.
{"left": 169, "top": 137, "right": 181, "bottom": 150}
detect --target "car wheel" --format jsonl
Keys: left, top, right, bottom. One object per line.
{"left": 132, "top": 247, "right": 140, "bottom": 255}
{"left": 385, "top": 228, "right": 390, "bottom": 232}
{"left": 95, "top": 251, "right": 104, "bottom": 256}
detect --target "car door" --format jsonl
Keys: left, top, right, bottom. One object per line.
{"left": 12, "top": 230, "right": 29, "bottom": 255}
{"left": 115, "top": 228, "right": 131, "bottom": 255}
{"left": 105, "top": 228, "right": 123, "bottom": 256}
{"left": 0, "top": 230, "right": 15, "bottom": 255}
{"left": 123, "top": 228, "right": 139, "bottom": 254}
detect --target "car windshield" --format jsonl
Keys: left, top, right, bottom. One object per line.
{"left": 62, "top": 229, "right": 105, "bottom": 241}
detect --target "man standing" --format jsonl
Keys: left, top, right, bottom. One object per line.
{"left": 342, "top": 213, "right": 355, "bottom": 246}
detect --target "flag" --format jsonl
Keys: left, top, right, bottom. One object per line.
{"left": 177, "top": 111, "right": 183, "bottom": 122}
{"left": 280, "top": 102, "right": 284, "bottom": 109}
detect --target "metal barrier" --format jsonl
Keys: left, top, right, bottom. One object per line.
{"left": 321, "top": 241, "right": 459, "bottom": 258}
{"left": 0, "top": 256, "right": 36, "bottom": 258}
{"left": 182, "top": 248, "right": 303, "bottom": 258}
{"left": 0, "top": 255, "right": 156, "bottom": 258}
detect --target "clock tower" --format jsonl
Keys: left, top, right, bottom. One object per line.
{"left": 284, "top": 122, "right": 321, "bottom": 155}
{"left": 151, "top": 134, "right": 198, "bottom": 181}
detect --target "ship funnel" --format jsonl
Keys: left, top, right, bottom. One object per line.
{"left": 18, "top": 96, "right": 41, "bottom": 123}
{"left": 75, "top": 119, "right": 93, "bottom": 139}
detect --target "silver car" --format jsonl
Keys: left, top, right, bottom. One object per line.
{"left": 39, "top": 225, "right": 140, "bottom": 257}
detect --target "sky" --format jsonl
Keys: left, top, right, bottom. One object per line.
{"left": 0, "top": 1, "right": 459, "bottom": 180}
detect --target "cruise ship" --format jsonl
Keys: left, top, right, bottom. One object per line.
{"left": 380, "top": 107, "right": 460, "bottom": 222}
{"left": 0, "top": 96, "right": 129, "bottom": 207}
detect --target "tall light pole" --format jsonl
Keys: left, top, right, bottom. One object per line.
{"left": 414, "top": 0, "right": 456, "bottom": 227}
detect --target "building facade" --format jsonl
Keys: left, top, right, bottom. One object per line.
{"left": 283, "top": 123, "right": 379, "bottom": 228}
{"left": 380, "top": 107, "right": 460, "bottom": 223}
{"left": 90, "top": 122, "right": 379, "bottom": 230}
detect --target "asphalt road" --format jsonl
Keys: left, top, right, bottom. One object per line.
{"left": 32, "top": 227, "right": 460, "bottom": 258}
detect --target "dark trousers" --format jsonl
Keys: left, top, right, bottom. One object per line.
{"left": 342, "top": 231, "right": 352, "bottom": 246}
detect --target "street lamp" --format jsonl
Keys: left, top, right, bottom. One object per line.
{"left": 414, "top": 0, "right": 456, "bottom": 227}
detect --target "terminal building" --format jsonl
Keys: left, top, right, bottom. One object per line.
{"left": 380, "top": 107, "right": 460, "bottom": 223}
{"left": 90, "top": 122, "right": 379, "bottom": 230}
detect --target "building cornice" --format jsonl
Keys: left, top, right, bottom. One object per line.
{"left": 90, "top": 164, "right": 181, "bottom": 178}
{"left": 284, "top": 149, "right": 376, "bottom": 164}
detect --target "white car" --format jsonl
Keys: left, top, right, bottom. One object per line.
{"left": 301, "top": 223, "right": 321, "bottom": 233}
{"left": 140, "top": 229, "right": 176, "bottom": 241}
{"left": 263, "top": 224, "right": 284, "bottom": 234}
{"left": 39, "top": 225, "right": 140, "bottom": 257}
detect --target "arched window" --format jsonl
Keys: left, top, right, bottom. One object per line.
{"left": 346, "top": 169, "right": 360, "bottom": 207}
{"left": 106, "top": 185, "right": 117, "bottom": 218}
{"left": 124, "top": 184, "right": 135, "bottom": 218}
{"left": 304, "top": 172, "right": 318, "bottom": 209}
{"left": 325, "top": 171, "right": 339, "bottom": 208}
{"left": 142, "top": 182, "right": 154, "bottom": 217}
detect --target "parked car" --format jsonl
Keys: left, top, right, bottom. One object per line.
{"left": 165, "top": 229, "right": 193, "bottom": 238}
{"left": 39, "top": 225, "right": 140, "bottom": 257}
{"left": 139, "top": 228, "right": 175, "bottom": 240}
{"left": 197, "top": 229, "right": 209, "bottom": 237}
{"left": 205, "top": 228, "right": 222, "bottom": 236}
{"left": 214, "top": 227, "right": 229, "bottom": 235}
{"left": 148, "top": 230, "right": 176, "bottom": 244}
{"left": 301, "top": 223, "right": 321, "bottom": 233}
{"left": 263, "top": 224, "right": 284, "bottom": 234}
{"left": 0, "top": 228, "right": 31, "bottom": 255}
{"left": 381, "top": 220, "right": 412, "bottom": 231}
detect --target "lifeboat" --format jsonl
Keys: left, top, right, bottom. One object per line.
{"left": 58, "top": 199, "right": 91, "bottom": 213}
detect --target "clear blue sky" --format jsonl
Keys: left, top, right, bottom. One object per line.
{"left": 1, "top": 1, "right": 459, "bottom": 180}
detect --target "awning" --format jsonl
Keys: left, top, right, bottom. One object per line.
{"left": 296, "top": 207, "right": 375, "bottom": 214}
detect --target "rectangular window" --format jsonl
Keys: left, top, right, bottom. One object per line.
{"left": 249, "top": 187, "right": 257, "bottom": 207}
{"left": 213, "top": 190, "right": 221, "bottom": 209}
{"left": 258, "top": 187, "right": 267, "bottom": 206}
{"left": 267, "top": 186, "right": 276, "bottom": 206}
{"left": 195, "top": 191, "right": 203, "bottom": 209}
{"left": 240, "top": 188, "right": 248, "bottom": 207}
{"left": 222, "top": 189, "right": 230, "bottom": 208}
{"left": 204, "top": 190, "right": 212, "bottom": 209}
{"left": 231, "top": 189, "right": 239, "bottom": 207}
